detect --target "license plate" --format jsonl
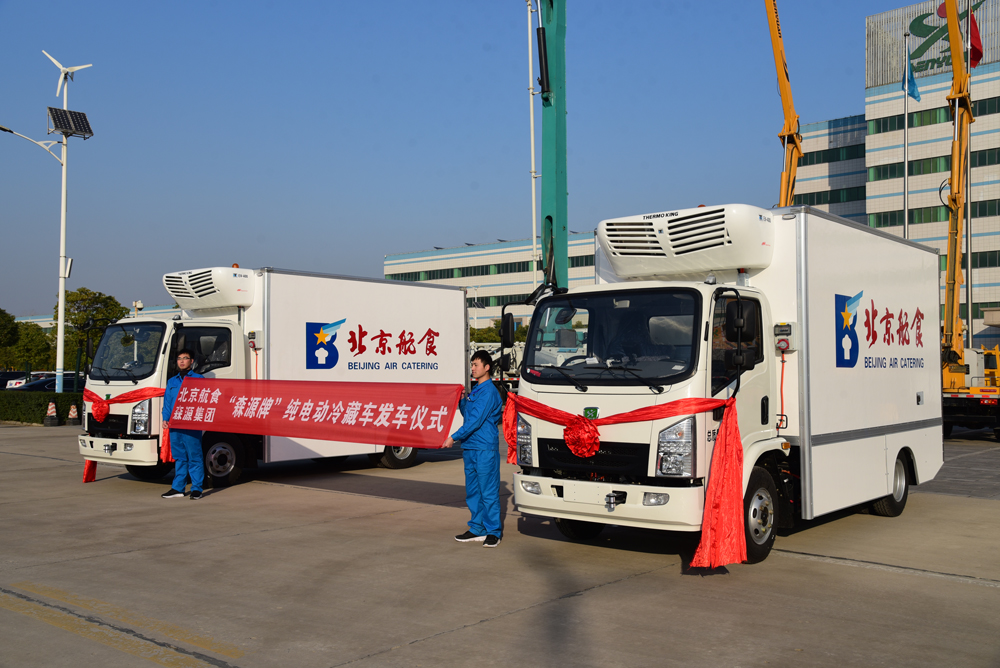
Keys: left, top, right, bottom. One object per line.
{"left": 564, "top": 483, "right": 608, "bottom": 505}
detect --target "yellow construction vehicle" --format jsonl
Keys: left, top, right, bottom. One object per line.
{"left": 938, "top": 0, "right": 1000, "bottom": 436}
{"left": 765, "top": 0, "right": 803, "bottom": 207}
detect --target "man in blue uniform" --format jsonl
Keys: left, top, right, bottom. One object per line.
{"left": 445, "top": 350, "right": 504, "bottom": 547}
{"left": 160, "top": 349, "right": 206, "bottom": 500}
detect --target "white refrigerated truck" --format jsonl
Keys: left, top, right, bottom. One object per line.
{"left": 79, "top": 267, "right": 467, "bottom": 485}
{"left": 507, "top": 204, "right": 942, "bottom": 562}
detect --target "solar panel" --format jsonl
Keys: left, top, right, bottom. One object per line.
{"left": 47, "top": 107, "right": 93, "bottom": 138}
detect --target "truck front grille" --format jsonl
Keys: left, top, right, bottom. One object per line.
{"left": 87, "top": 413, "right": 129, "bottom": 438}
{"left": 538, "top": 438, "right": 649, "bottom": 479}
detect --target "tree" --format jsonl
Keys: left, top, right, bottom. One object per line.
{"left": 0, "top": 322, "right": 52, "bottom": 370}
{"left": 0, "top": 308, "right": 18, "bottom": 350}
{"left": 54, "top": 288, "right": 130, "bottom": 357}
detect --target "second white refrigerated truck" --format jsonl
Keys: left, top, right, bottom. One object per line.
{"left": 506, "top": 204, "right": 943, "bottom": 562}
{"left": 79, "top": 267, "right": 468, "bottom": 485}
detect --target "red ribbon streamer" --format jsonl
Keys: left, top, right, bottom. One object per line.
{"left": 83, "top": 387, "right": 172, "bottom": 463}
{"left": 503, "top": 393, "right": 746, "bottom": 568}
{"left": 83, "top": 387, "right": 165, "bottom": 423}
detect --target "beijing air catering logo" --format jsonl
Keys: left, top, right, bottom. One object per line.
{"left": 306, "top": 319, "right": 346, "bottom": 369}
{"left": 835, "top": 291, "right": 862, "bottom": 368}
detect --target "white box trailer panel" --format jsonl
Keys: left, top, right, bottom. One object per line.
{"left": 262, "top": 269, "right": 468, "bottom": 461}
{"left": 755, "top": 208, "right": 942, "bottom": 518}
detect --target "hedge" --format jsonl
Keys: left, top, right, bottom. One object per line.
{"left": 0, "top": 391, "right": 85, "bottom": 425}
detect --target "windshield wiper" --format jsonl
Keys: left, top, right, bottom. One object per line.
{"left": 112, "top": 366, "right": 139, "bottom": 385}
{"left": 527, "top": 364, "right": 588, "bottom": 392}
{"left": 91, "top": 366, "right": 111, "bottom": 385}
{"left": 591, "top": 365, "right": 664, "bottom": 393}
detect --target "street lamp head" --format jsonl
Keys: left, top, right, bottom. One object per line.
{"left": 47, "top": 107, "right": 93, "bottom": 139}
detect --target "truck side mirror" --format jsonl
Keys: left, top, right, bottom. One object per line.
{"left": 86, "top": 336, "right": 94, "bottom": 360}
{"left": 500, "top": 313, "right": 515, "bottom": 348}
{"left": 725, "top": 348, "right": 757, "bottom": 372}
{"left": 499, "top": 352, "right": 511, "bottom": 373}
{"left": 725, "top": 300, "right": 758, "bottom": 343}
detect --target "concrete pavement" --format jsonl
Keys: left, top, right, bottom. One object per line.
{"left": 1, "top": 424, "right": 998, "bottom": 667}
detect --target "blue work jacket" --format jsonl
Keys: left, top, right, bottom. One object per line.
{"left": 162, "top": 370, "right": 205, "bottom": 422}
{"left": 451, "top": 379, "right": 503, "bottom": 450}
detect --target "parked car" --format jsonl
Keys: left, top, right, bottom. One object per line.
{"left": 5, "top": 372, "right": 55, "bottom": 389}
{"left": 9, "top": 374, "right": 86, "bottom": 392}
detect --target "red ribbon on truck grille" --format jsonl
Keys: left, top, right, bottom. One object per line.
{"left": 502, "top": 394, "right": 746, "bottom": 568}
{"left": 167, "top": 379, "right": 464, "bottom": 448}
{"left": 83, "top": 387, "right": 165, "bottom": 423}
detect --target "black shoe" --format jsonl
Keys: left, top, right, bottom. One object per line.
{"left": 483, "top": 535, "right": 501, "bottom": 548}
{"left": 161, "top": 489, "right": 185, "bottom": 499}
{"left": 189, "top": 490, "right": 203, "bottom": 500}
{"left": 455, "top": 531, "right": 486, "bottom": 542}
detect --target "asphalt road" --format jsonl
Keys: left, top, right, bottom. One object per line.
{"left": 1, "top": 424, "right": 998, "bottom": 667}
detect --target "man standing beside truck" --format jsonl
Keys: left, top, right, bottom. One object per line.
{"left": 445, "top": 351, "right": 504, "bottom": 547}
{"left": 161, "top": 349, "right": 206, "bottom": 500}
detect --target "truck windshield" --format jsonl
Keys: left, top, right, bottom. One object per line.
{"left": 89, "top": 322, "right": 166, "bottom": 382}
{"left": 523, "top": 289, "right": 700, "bottom": 386}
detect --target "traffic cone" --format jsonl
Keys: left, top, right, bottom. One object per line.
{"left": 67, "top": 404, "right": 81, "bottom": 426}
{"left": 43, "top": 402, "right": 59, "bottom": 427}
{"left": 83, "top": 460, "right": 97, "bottom": 483}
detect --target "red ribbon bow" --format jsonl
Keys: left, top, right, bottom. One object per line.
{"left": 503, "top": 393, "right": 746, "bottom": 568}
{"left": 83, "top": 387, "right": 165, "bottom": 423}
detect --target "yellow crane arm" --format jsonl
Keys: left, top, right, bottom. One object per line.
{"left": 942, "top": 0, "right": 976, "bottom": 388}
{"left": 766, "top": 0, "right": 802, "bottom": 208}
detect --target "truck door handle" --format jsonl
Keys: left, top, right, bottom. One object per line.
{"left": 761, "top": 396, "right": 769, "bottom": 425}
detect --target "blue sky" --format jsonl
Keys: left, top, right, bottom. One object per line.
{"left": 0, "top": 0, "right": 904, "bottom": 315}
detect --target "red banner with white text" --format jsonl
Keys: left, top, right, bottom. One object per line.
{"left": 167, "top": 379, "right": 463, "bottom": 449}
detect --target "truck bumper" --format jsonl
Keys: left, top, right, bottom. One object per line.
{"left": 78, "top": 434, "right": 160, "bottom": 466}
{"left": 513, "top": 473, "right": 705, "bottom": 531}
{"left": 943, "top": 395, "right": 999, "bottom": 428}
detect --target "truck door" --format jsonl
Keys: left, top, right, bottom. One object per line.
{"left": 710, "top": 296, "right": 774, "bottom": 447}
{"left": 167, "top": 325, "right": 243, "bottom": 380}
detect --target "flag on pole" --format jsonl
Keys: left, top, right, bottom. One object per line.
{"left": 970, "top": 11, "right": 983, "bottom": 68}
{"left": 904, "top": 45, "right": 921, "bottom": 102}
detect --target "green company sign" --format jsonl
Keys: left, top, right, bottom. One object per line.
{"left": 908, "top": 0, "right": 985, "bottom": 74}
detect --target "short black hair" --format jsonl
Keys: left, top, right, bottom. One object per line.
{"left": 177, "top": 348, "right": 195, "bottom": 359}
{"left": 471, "top": 350, "right": 494, "bottom": 376}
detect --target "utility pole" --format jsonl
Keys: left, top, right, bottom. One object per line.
{"left": 538, "top": 0, "right": 568, "bottom": 289}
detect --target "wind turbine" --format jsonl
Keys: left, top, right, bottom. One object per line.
{"left": 42, "top": 50, "right": 91, "bottom": 110}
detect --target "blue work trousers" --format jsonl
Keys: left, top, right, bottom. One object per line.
{"left": 170, "top": 429, "right": 204, "bottom": 493}
{"left": 462, "top": 446, "right": 501, "bottom": 537}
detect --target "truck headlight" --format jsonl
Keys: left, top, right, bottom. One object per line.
{"left": 656, "top": 417, "right": 694, "bottom": 477}
{"left": 131, "top": 399, "right": 150, "bottom": 435}
{"left": 517, "top": 415, "right": 533, "bottom": 466}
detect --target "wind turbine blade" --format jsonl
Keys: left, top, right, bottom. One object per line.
{"left": 66, "top": 64, "right": 92, "bottom": 72}
{"left": 42, "top": 50, "right": 64, "bottom": 70}
{"left": 56, "top": 73, "right": 64, "bottom": 98}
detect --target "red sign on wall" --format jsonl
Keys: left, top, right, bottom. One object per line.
{"left": 168, "top": 379, "right": 463, "bottom": 449}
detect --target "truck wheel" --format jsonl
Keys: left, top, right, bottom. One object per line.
{"left": 126, "top": 462, "right": 173, "bottom": 481}
{"left": 203, "top": 437, "right": 244, "bottom": 487}
{"left": 369, "top": 446, "right": 418, "bottom": 469}
{"left": 744, "top": 466, "right": 778, "bottom": 564}
{"left": 554, "top": 517, "right": 605, "bottom": 541}
{"left": 871, "top": 454, "right": 909, "bottom": 517}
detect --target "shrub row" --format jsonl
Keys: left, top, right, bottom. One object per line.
{"left": 0, "top": 391, "right": 84, "bottom": 425}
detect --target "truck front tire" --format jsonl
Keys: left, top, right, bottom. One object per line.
{"left": 203, "top": 437, "right": 244, "bottom": 487}
{"left": 554, "top": 517, "right": 605, "bottom": 541}
{"left": 871, "top": 454, "right": 909, "bottom": 517}
{"left": 369, "top": 446, "right": 418, "bottom": 469}
{"left": 744, "top": 466, "right": 778, "bottom": 564}
{"left": 126, "top": 462, "right": 173, "bottom": 481}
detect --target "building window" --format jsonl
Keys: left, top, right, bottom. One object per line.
{"left": 909, "top": 107, "right": 951, "bottom": 128}
{"left": 867, "top": 114, "right": 905, "bottom": 135}
{"left": 793, "top": 186, "right": 866, "bottom": 206}
{"left": 869, "top": 210, "right": 905, "bottom": 228}
{"left": 496, "top": 261, "right": 532, "bottom": 274}
{"left": 971, "top": 147, "right": 1000, "bottom": 168}
{"left": 460, "top": 265, "right": 491, "bottom": 278}
{"left": 909, "top": 155, "right": 950, "bottom": 176}
{"left": 426, "top": 268, "right": 456, "bottom": 281}
{"left": 972, "top": 96, "right": 1000, "bottom": 117}
{"left": 569, "top": 255, "right": 595, "bottom": 268}
{"left": 385, "top": 271, "right": 421, "bottom": 282}
{"left": 797, "top": 143, "right": 865, "bottom": 167}
{"left": 868, "top": 162, "right": 905, "bottom": 181}
{"left": 910, "top": 205, "right": 949, "bottom": 225}
{"left": 972, "top": 199, "right": 1000, "bottom": 218}
{"left": 496, "top": 294, "right": 531, "bottom": 306}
